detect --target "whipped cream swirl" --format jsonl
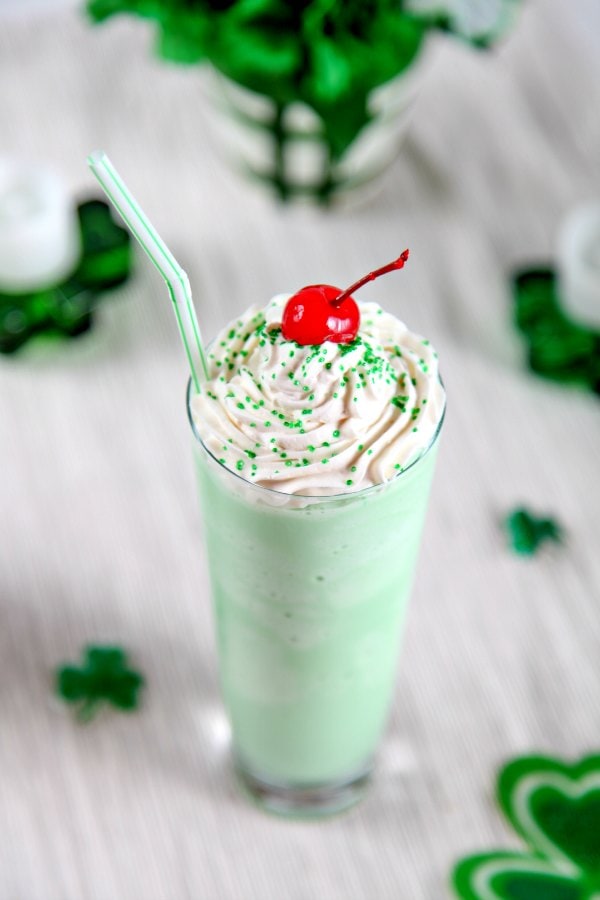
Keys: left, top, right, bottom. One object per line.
{"left": 190, "top": 296, "right": 445, "bottom": 495}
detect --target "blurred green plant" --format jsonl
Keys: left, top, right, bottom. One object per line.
{"left": 513, "top": 269, "right": 600, "bottom": 394}
{"left": 86, "top": 0, "right": 520, "bottom": 201}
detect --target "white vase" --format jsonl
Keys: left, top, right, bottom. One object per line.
{"left": 201, "top": 61, "right": 425, "bottom": 206}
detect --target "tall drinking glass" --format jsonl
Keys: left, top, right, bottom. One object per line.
{"left": 187, "top": 379, "right": 444, "bottom": 816}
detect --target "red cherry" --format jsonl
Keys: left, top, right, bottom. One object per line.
{"left": 281, "top": 284, "right": 359, "bottom": 345}
{"left": 281, "top": 250, "right": 409, "bottom": 346}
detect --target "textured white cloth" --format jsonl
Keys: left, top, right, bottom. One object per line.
{"left": 0, "top": 3, "right": 599, "bottom": 898}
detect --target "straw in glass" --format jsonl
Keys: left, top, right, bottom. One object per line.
{"left": 87, "top": 151, "right": 208, "bottom": 392}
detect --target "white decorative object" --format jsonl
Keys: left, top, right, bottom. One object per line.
{"left": 557, "top": 204, "right": 600, "bottom": 329}
{"left": 201, "top": 63, "right": 425, "bottom": 206}
{"left": 0, "top": 160, "right": 80, "bottom": 293}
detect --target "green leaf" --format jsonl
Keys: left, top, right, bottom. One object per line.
{"left": 309, "top": 40, "right": 352, "bottom": 103}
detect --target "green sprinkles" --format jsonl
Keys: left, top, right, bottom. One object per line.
{"left": 236, "top": 460, "right": 244, "bottom": 471}
{"left": 346, "top": 479, "right": 353, "bottom": 486}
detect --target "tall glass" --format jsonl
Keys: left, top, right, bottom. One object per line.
{"left": 187, "top": 379, "right": 444, "bottom": 816}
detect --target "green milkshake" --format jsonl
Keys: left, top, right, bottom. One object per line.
{"left": 188, "top": 285, "right": 445, "bottom": 815}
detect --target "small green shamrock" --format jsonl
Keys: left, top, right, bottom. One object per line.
{"left": 512, "top": 268, "right": 600, "bottom": 394}
{"left": 0, "top": 199, "right": 131, "bottom": 354}
{"left": 56, "top": 645, "right": 144, "bottom": 722}
{"left": 453, "top": 754, "right": 600, "bottom": 899}
{"left": 505, "top": 508, "right": 563, "bottom": 556}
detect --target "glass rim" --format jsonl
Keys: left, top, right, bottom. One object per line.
{"left": 186, "top": 375, "right": 446, "bottom": 502}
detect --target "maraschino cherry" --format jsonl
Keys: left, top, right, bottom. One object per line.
{"left": 281, "top": 250, "right": 410, "bottom": 346}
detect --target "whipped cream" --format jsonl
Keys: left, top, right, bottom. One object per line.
{"left": 190, "top": 296, "right": 445, "bottom": 495}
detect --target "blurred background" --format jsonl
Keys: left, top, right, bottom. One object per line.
{"left": 0, "top": 1, "right": 599, "bottom": 898}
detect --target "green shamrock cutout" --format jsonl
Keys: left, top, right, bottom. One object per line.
{"left": 513, "top": 268, "right": 600, "bottom": 395}
{"left": 56, "top": 645, "right": 144, "bottom": 722}
{"left": 453, "top": 754, "right": 600, "bottom": 899}
{"left": 505, "top": 508, "right": 562, "bottom": 556}
{"left": 0, "top": 199, "right": 131, "bottom": 354}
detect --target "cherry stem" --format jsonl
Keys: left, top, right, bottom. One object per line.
{"left": 331, "top": 250, "right": 410, "bottom": 307}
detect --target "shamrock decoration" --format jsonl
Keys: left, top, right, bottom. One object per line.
{"left": 0, "top": 199, "right": 131, "bottom": 354}
{"left": 86, "top": 0, "right": 521, "bottom": 202}
{"left": 513, "top": 268, "right": 600, "bottom": 395}
{"left": 453, "top": 754, "right": 600, "bottom": 899}
{"left": 505, "top": 508, "right": 563, "bottom": 556}
{"left": 56, "top": 645, "right": 144, "bottom": 722}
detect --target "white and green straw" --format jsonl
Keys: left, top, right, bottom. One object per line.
{"left": 87, "top": 151, "right": 208, "bottom": 392}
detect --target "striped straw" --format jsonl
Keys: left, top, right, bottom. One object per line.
{"left": 87, "top": 151, "right": 208, "bottom": 392}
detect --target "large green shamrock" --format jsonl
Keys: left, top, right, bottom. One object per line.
{"left": 505, "top": 508, "right": 562, "bottom": 556}
{"left": 56, "top": 646, "right": 144, "bottom": 722}
{"left": 513, "top": 268, "right": 600, "bottom": 395}
{"left": 0, "top": 199, "right": 131, "bottom": 354}
{"left": 453, "top": 754, "right": 600, "bottom": 899}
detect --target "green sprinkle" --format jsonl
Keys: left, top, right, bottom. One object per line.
{"left": 245, "top": 450, "right": 257, "bottom": 459}
{"left": 346, "top": 479, "right": 353, "bottom": 486}
{"left": 321, "top": 458, "right": 329, "bottom": 464}
{"left": 302, "top": 409, "right": 312, "bottom": 416}
{"left": 308, "top": 445, "right": 316, "bottom": 452}
{"left": 236, "top": 460, "right": 244, "bottom": 471}
{"left": 332, "top": 429, "right": 340, "bottom": 438}
{"left": 351, "top": 465, "right": 357, "bottom": 472}
{"left": 237, "top": 403, "right": 245, "bottom": 410}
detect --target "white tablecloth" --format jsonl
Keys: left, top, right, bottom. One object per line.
{"left": 1, "top": 2, "right": 599, "bottom": 898}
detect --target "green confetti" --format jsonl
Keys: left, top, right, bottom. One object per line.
{"left": 56, "top": 645, "right": 143, "bottom": 722}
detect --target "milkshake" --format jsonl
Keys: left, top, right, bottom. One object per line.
{"left": 84, "top": 158, "right": 441, "bottom": 815}
{"left": 188, "top": 265, "right": 445, "bottom": 815}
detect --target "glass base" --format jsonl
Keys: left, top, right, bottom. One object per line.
{"left": 234, "top": 759, "right": 371, "bottom": 819}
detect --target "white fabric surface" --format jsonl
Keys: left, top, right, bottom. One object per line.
{"left": 0, "top": 2, "right": 599, "bottom": 898}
